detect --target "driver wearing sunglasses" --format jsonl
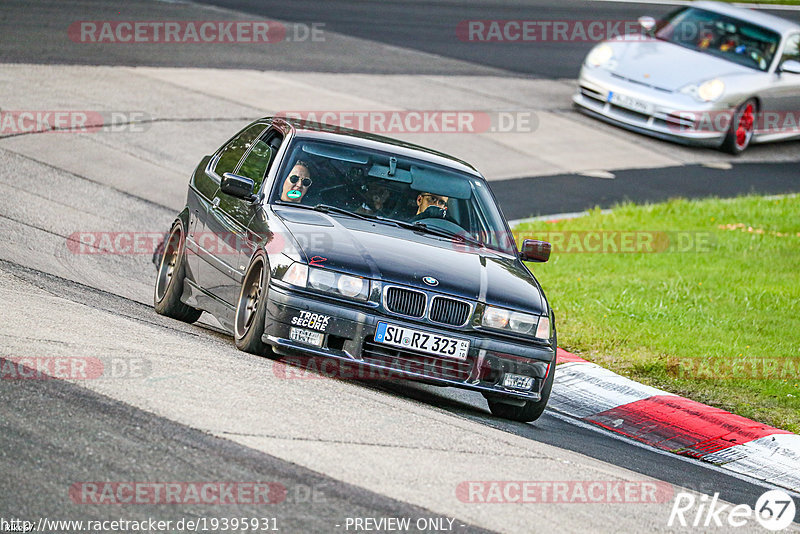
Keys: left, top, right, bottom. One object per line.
{"left": 280, "top": 160, "right": 313, "bottom": 203}
{"left": 409, "top": 192, "right": 449, "bottom": 223}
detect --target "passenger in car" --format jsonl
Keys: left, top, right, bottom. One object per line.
{"left": 280, "top": 160, "right": 313, "bottom": 203}
{"left": 356, "top": 178, "right": 392, "bottom": 216}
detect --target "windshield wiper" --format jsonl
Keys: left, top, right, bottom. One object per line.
{"left": 312, "top": 204, "right": 372, "bottom": 221}
{"left": 386, "top": 219, "right": 486, "bottom": 249}
{"left": 309, "top": 204, "right": 487, "bottom": 249}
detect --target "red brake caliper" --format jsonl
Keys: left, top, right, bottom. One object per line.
{"left": 736, "top": 104, "right": 754, "bottom": 147}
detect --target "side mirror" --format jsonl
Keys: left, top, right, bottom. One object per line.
{"left": 221, "top": 173, "right": 256, "bottom": 201}
{"left": 520, "top": 239, "right": 551, "bottom": 263}
{"left": 638, "top": 16, "right": 656, "bottom": 32}
{"left": 779, "top": 59, "right": 800, "bottom": 75}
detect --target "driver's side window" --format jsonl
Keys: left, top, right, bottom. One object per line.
{"left": 213, "top": 123, "right": 266, "bottom": 178}
{"left": 237, "top": 130, "right": 283, "bottom": 193}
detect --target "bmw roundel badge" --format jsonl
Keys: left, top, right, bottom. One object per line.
{"left": 422, "top": 276, "right": 439, "bottom": 286}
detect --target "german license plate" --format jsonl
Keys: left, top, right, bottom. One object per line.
{"left": 608, "top": 91, "right": 653, "bottom": 115}
{"left": 290, "top": 327, "right": 323, "bottom": 347}
{"left": 374, "top": 322, "right": 469, "bottom": 360}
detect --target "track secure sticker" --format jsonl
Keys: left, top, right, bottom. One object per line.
{"left": 291, "top": 311, "right": 331, "bottom": 332}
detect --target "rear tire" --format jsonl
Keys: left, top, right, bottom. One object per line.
{"left": 722, "top": 99, "right": 756, "bottom": 155}
{"left": 234, "top": 254, "right": 272, "bottom": 356}
{"left": 487, "top": 354, "right": 556, "bottom": 423}
{"left": 154, "top": 222, "right": 202, "bottom": 323}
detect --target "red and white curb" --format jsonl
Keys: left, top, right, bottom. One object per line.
{"left": 551, "top": 348, "right": 800, "bottom": 493}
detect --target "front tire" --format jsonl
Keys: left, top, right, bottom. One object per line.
{"left": 487, "top": 355, "right": 557, "bottom": 423}
{"left": 154, "top": 222, "right": 202, "bottom": 323}
{"left": 234, "top": 254, "right": 272, "bottom": 356}
{"left": 722, "top": 99, "right": 756, "bottom": 155}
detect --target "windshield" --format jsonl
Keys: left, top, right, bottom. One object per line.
{"left": 271, "top": 138, "right": 516, "bottom": 255}
{"left": 655, "top": 7, "right": 781, "bottom": 71}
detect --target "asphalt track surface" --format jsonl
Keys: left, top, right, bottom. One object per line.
{"left": 5, "top": 0, "right": 799, "bottom": 77}
{"left": 1, "top": 259, "right": 796, "bottom": 527}
{"left": 195, "top": 0, "right": 800, "bottom": 77}
{"left": 0, "top": 349, "right": 491, "bottom": 533}
{"left": 494, "top": 162, "right": 800, "bottom": 220}
{"left": 2, "top": 0, "right": 800, "bottom": 531}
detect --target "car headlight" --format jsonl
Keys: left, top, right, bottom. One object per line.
{"left": 697, "top": 79, "right": 725, "bottom": 102}
{"left": 483, "top": 306, "right": 510, "bottom": 329}
{"left": 586, "top": 44, "right": 614, "bottom": 67}
{"left": 482, "top": 306, "right": 548, "bottom": 339}
{"left": 281, "top": 262, "right": 308, "bottom": 287}
{"left": 681, "top": 78, "right": 725, "bottom": 102}
{"left": 308, "top": 267, "right": 369, "bottom": 301}
{"left": 509, "top": 311, "right": 537, "bottom": 335}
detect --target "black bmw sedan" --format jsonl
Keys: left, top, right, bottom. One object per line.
{"left": 154, "top": 117, "right": 556, "bottom": 422}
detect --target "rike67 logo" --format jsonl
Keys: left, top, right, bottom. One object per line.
{"left": 669, "top": 489, "right": 796, "bottom": 531}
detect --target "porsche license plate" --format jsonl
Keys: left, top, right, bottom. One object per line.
{"left": 608, "top": 91, "right": 653, "bottom": 115}
{"left": 374, "top": 322, "right": 469, "bottom": 360}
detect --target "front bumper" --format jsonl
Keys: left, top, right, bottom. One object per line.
{"left": 573, "top": 66, "right": 731, "bottom": 148}
{"left": 262, "top": 283, "right": 555, "bottom": 401}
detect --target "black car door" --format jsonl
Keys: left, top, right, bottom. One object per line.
{"left": 202, "top": 127, "right": 284, "bottom": 309}
{"left": 193, "top": 122, "right": 267, "bottom": 300}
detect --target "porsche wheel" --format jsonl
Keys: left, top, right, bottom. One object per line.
{"left": 154, "top": 222, "right": 202, "bottom": 323}
{"left": 722, "top": 99, "right": 757, "bottom": 155}
{"left": 234, "top": 254, "right": 272, "bottom": 355}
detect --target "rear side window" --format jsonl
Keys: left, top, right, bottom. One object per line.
{"left": 213, "top": 123, "right": 266, "bottom": 177}
{"left": 780, "top": 33, "right": 800, "bottom": 64}
{"left": 237, "top": 130, "right": 283, "bottom": 192}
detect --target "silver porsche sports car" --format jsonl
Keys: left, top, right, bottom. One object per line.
{"left": 574, "top": 1, "right": 800, "bottom": 153}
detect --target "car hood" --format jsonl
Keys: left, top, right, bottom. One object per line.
{"left": 609, "top": 38, "right": 751, "bottom": 91}
{"left": 274, "top": 208, "right": 546, "bottom": 314}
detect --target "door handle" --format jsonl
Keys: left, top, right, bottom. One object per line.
{"left": 212, "top": 197, "right": 220, "bottom": 208}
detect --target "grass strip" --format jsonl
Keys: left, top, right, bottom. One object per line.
{"left": 517, "top": 194, "right": 800, "bottom": 432}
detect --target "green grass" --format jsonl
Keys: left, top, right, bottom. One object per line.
{"left": 517, "top": 194, "right": 800, "bottom": 432}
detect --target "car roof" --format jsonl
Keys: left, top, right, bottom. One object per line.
{"left": 270, "top": 116, "right": 484, "bottom": 179}
{"left": 692, "top": 1, "right": 800, "bottom": 35}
